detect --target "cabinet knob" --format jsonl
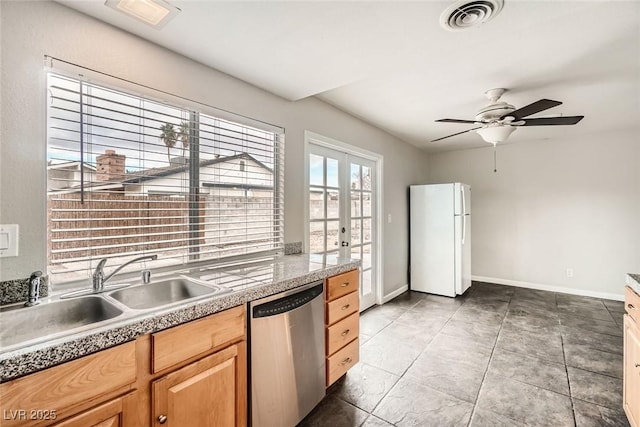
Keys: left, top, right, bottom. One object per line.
{"left": 341, "top": 304, "right": 350, "bottom": 310}
{"left": 628, "top": 304, "right": 636, "bottom": 310}
{"left": 158, "top": 415, "right": 167, "bottom": 424}
{"left": 341, "top": 357, "right": 352, "bottom": 366}
{"left": 341, "top": 282, "right": 350, "bottom": 288}
{"left": 341, "top": 329, "right": 350, "bottom": 336}
{"left": 635, "top": 362, "right": 640, "bottom": 368}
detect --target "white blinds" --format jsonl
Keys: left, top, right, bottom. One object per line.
{"left": 46, "top": 73, "right": 284, "bottom": 284}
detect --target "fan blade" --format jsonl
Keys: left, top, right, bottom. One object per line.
{"left": 503, "top": 99, "right": 562, "bottom": 120}
{"left": 431, "top": 127, "right": 482, "bottom": 142}
{"left": 436, "top": 118, "right": 477, "bottom": 124}
{"left": 522, "top": 116, "right": 584, "bottom": 126}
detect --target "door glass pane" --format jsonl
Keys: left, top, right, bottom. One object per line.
{"left": 362, "top": 244, "right": 372, "bottom": 269}
{"left": 309, "top": 222, "right": 324, "bottom": 253}
{"left": 362, "top": 270, "right": 372, "bottom": 295}
{"left": 326, "top": 158, "right": 339, "bottom": 188}
{"left": 309, "top": 188, "right": 324, "bottom": 219}
{"left": 327, "top": 190, "right": 339, "bottom": 218}
{"left": 350, "top": 164, "right": 360, "bottom": 189}
{"left": 326, "top": 220, "right": 340, "bottom": 251}
{"left": 362, "top": 218, "right": 372, "bottom": 243}
{"left": 350, "top": 246, "right": 362, "bottom": 262}
{"left": 351, "top": 219, "right": 361, "bottom": 245}
{"left": 362, "top": 166, "right": 372, "bottom": 190}
{"left": 362, "top": 192, "right": 371, "bottom": 217}
{"left": 310, "top": 154, "right": 324, "bottom": 186}
{"left": 350, "top": 191, "right": 361, "bottom": 218}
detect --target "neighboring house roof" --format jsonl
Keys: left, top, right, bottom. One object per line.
{"left": 123, "top": 153, "right": 272, "bottom": 184}
{"left": 47, "top": 153, "right": 272, "bottom": 194}
{"left": 47, "top": 160, "right": 97, "bottom": 171}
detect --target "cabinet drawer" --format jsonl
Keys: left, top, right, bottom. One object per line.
{"left": 152, "top": 305, "right": 245, "bottom": 373}
{"left": 626, "top": 286, "right": 640, "bottom": 323}
{"left": 327, "top": 291, "right": 359, "bottom": 325}
{"left": 326, "top": 270, "right": 359, "bottom": 302}
{"left": 0, "top": 342, "right": 135, "bottom": 427}
{"left": 327, "top": 312, "right": 359, "bottom": 356}
{"left": 327, "top": 338, "right": 359, "bottom": 386}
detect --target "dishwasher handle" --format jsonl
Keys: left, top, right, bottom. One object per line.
{"left": 252, "top": 282, "right": 324, "bottom": 318}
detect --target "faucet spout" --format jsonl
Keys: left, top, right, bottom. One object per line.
{"left": 93, "top": 254, "right": 158, "bottom": 292}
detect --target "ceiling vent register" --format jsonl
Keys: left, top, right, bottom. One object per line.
{"left": 439, "top": 0, "right": 504, "bottom": 31}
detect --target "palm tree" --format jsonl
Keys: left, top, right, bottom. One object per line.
{"left": 159, "top": 123, "right": 177, "bottom": 165}
{"left": 178, "top": 122, "right": 190, "bottom": 158}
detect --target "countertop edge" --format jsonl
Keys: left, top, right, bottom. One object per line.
{"left": 0, "top": 258, "right": 360, "bottom": 382}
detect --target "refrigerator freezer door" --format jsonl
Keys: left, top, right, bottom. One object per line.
{"left": 410, "top": 185, "right": 455, "bottom": 297}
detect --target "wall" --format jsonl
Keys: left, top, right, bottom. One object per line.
{"left": 0, "top": 1, "right": 429, "bottom": 298}
{"left": 428, "top": 130, "right": 640, "bottom": 299}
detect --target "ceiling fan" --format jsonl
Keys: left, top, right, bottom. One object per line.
{"left": 431, "top": 88, "right": 584, "bottom": 144}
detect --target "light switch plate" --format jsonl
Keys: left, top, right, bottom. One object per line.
{"left": 0, "top": 224, "right": 19, "bottom": 257}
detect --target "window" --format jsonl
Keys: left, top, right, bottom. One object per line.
{"left": 46, "top": 73, "right": 284, "bottom": 285}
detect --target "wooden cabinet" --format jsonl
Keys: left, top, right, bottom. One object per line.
{"left": 324, "top": 269, "right": 360, "bottom": 386}
{"left": 624, "top": 286, "right": 640, "bottom": 427}
{"left": 152, "top": 342, "right": 246, "bottom": 427}
{"left": 0, "top": 342, "right": 136, "bottom": 427}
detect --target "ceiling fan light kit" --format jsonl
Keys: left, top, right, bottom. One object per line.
{"left": 476, "top": 124, "right": 516, "bottom": 145}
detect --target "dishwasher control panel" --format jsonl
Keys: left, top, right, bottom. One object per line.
{"left": 252, "top": 282, "right": 323, "bottom": 318}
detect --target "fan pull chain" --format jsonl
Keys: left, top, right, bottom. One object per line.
{"left": 493, "top": 143, "right": 498, "bottom": 173}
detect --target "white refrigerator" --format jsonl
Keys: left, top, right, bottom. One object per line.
{"left": 410, "top": 183, "right": 471, "bottom": 297}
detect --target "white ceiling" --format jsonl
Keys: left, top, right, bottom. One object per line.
{"left": 57, "top": 0, "right": 640, "bottom": 152}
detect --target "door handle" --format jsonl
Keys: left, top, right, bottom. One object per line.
{"left": 341, "top": 241, "right": 349, "bottom": 247}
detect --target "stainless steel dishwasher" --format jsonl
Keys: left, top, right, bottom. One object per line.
{"left": 249, "top": 281, "right": 325, "bottom": 427}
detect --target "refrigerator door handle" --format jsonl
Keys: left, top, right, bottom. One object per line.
{"left": 461, "top": 186, "right": 466, "bottom": 244}
{"left": 462, "top": 214, "right": 466, "bottom": 244}
{"left": 461, "top": 185, "right": 466, "bottom": 216}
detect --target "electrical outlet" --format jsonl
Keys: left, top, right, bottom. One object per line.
{"left": 566, "top": 268, "right": 574, "bottom": 278}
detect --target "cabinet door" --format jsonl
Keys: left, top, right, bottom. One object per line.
{"left": 624, "top": 315, "right": 640, "bottom": 427}
{"left": 53, "top": 394, "right": 129, "bottom": 427}
{"left": 153, "top": 342, "right": 246, "bottom": 427}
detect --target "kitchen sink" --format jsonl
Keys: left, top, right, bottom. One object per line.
{"left": 0, "top": 296, "right": 123, "bottom": 349}
{"left": 107, "top": 278, "right": 228, "bottom": 310}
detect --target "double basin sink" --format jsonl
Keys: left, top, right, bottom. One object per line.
{"left": 0, "top": 277, "right": 230, "bottom": 350}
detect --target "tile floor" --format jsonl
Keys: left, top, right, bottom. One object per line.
{"left": 299, "top": 282, "right": 630, "bottom": 427}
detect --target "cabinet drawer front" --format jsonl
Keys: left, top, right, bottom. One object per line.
{"left": 626, "top": 286, "right": 640, "bottom": 323}
{"left": 327, "top": 338, "right": 359, "bottom": 386}
{"left": 152, "top": 305, "right": 245, "bottom": 373}
{"left": 0, "top": 342, "right": 135, "bottom": 427}
{"left": 326, "top": 312, "right": 359, "bottom": 356}
{"left": 326, "top": 270, "right": 359, "bottom": 302}
{"left": 327, "top": 291, "right": 359, "bottom": 326}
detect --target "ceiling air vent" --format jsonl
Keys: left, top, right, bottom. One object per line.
{"left": 439, "top": 0, "right": 504, "bottom": 31}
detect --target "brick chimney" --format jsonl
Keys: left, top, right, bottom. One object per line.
{"left": 96, "top": 149, "right": 125, "bottom": 182}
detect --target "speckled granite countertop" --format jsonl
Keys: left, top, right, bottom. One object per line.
{"left": 627, "top": 273, "right": 640, "bottom": 294}
{"left": 0, "top": 254, "right": 360, "bottom": 382}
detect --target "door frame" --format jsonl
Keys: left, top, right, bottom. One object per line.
{"left": 303, "top": 131, "right": 384, "bottom": 307}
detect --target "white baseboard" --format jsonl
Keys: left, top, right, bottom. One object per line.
{"left": 472, "top": 275, "right": 625, "bottom": 301}
{"left": 382, "top": 284, "right": 409, "bottom": 303}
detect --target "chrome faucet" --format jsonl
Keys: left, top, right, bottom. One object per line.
{"left": 92, "top": 254, "right": 158, "bottom": 292}
{"left": 24, "top": 271, "right": 43, "bottom": 307}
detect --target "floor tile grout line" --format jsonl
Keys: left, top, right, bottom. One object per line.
{"left": 465, "top": 292, "right": 513, "bottom": 427}
{"left": 556, "top": 291, "right": 579, "bottom": 427}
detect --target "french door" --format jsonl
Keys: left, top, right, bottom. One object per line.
{"left": 307, "top": 144, "right": 378, "bottom": 311}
